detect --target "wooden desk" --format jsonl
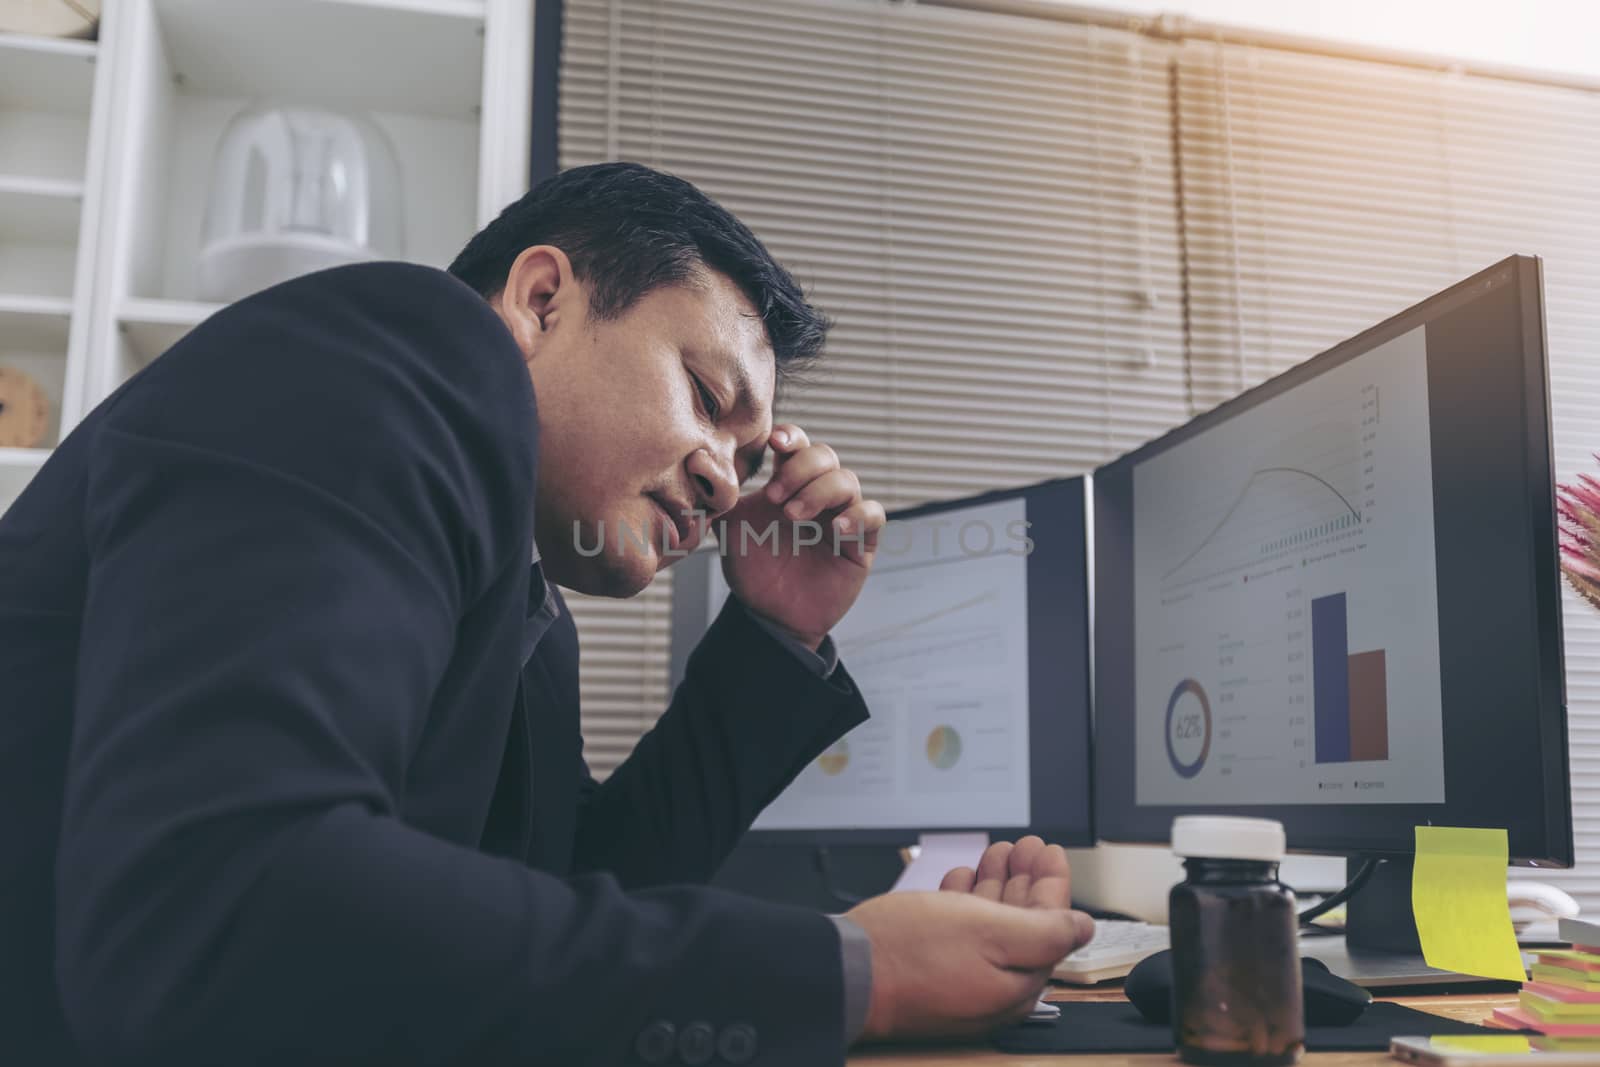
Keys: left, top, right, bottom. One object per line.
{"left": 850, "top": 984, "right": 1517, "bottom": 1066}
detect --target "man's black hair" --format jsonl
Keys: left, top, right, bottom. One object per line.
{"left": 449, "top": 162, "right": 829, "bottom": 381}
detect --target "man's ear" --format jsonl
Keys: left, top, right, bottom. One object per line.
{"left": 494, "top": 245, "right": 576, "bottom": 361}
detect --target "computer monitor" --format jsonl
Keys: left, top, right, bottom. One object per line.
{"left": 1091, "top": 255, "right": 1571, "bottom": 967}
{"left": 669, "top": 477, "right": 1093, "bottom": 849}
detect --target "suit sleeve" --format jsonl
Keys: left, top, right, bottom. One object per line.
{"left": 571, "top": 595, "right": 869, "bottom": 888}
{"left": 54, "top": 265, "right": 851, "bottom": 1067}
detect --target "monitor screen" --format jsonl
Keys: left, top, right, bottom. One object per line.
{"left": 1092, "top": 255, "right": 1571, "bottom": 865}
{"left": 669, "top": 477, "right": 1093, "bottom": 845}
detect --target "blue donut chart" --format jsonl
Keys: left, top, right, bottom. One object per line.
{"left": 1164, "top": 678, "right": 1212, "bottom": 779}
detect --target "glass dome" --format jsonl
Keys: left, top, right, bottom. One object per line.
{"left": 197, "top": 103, "right": 404, "bottom": 303}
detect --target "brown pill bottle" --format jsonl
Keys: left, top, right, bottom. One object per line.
{"left": 1168, "top": 816, "right": 1305, "bottom": 1066}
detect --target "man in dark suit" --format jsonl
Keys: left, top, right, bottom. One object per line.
{"left": 0, "top": 162, "right": 1093, "bottom": 1065}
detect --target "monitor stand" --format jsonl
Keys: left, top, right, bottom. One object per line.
{"left": 1298, "top": 856, "right": 1523, "bottom": 990}
{"left": 890, "top": 832, "right": 990, "bottom": 893}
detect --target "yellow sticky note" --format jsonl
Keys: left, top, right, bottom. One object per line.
{"left": 1431, "top": 1035, "right": 1533, "bottom": 1053}
{"left": 1412, "top": 826, "right": 1527, "bottom": 982}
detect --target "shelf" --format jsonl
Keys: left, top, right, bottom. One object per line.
{"left": 0, "top": 33, "right": 98, "bottom": 112}
{"left": 0, "top": 33, "right": 96, "bottom": 59}
{"left": 118, "top": 297, "right": 223, "bottom": 363}
{"left": 336, "top": 0, "right": 485, "bottom": 16}
{"left": 0, "top": 447, "right": 47, "bottom": 514}
{"left": 0, "top": 446, "right": 49, "bottom": 469}
{"left": 154, "top": 0, "right": 487, "bottom": 119}
{"left": 0, "top": 294, "right": 72, "bottom": 350}
{"left": 0, "top": 174, "right": 83, "bottom": 243}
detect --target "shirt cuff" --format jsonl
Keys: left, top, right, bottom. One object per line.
{"left": 828, "top": 914, "right": 873, "bottom": 1046}
{"left": 743, "top": 604, "right": 839, "bottom": 679}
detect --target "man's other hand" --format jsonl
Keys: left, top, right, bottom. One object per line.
{"left": 844, "top": 885, "right": 1094, "bottom": 1042}
{"left": 937, "top": 835, "right": 1088, "bottom": 916}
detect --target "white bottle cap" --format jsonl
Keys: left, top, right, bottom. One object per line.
{"left": 1171, "top": 816, "right": 1287, "bottom": 862}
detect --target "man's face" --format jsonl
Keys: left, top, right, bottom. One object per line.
{"left": 507, "top": 260, "right": 776, "bottom": 597}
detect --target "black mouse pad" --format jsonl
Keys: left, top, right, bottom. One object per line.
{"left": 991, "top": 1001, "right": 1515, "bottom": 1054}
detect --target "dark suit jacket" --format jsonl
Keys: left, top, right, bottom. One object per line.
{"left": 0, "top": 263, "right": 869, "bottom": 1065}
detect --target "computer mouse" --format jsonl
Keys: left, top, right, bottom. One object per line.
{"left": 1506, "top": 880, "right": 1580, "bottom": 933}
{"left": 1125, "top": 949, "right": 1373, "bottom": 1027}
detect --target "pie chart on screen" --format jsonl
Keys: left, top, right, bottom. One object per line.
{"left": 925, "top": 725, "right": 962, "bottom": 770}
{"left": 816, "top": 739, "right": 850, "bottom": 776}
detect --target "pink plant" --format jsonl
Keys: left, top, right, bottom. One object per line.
{"left": 1557, "top": 458, "right": 1600, "bottom": 611}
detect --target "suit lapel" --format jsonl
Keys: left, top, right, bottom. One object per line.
{"left": 478, "top": 678, "right": 533, "bottom": 862}
{"left": 482, "top": 568, "right": 584, "bottom": 873}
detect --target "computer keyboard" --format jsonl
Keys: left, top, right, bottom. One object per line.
{"left": 1051, "top": 919, "right": 1170, "bottom": 985}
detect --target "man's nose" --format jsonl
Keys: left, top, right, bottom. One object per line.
{"left": 686, "top": 448, "right": 739, "bottom": 516}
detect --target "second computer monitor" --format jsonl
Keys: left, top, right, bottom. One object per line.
{"left": 669, "top": 477, "right": 1093, "bottom": 846}
{"left": 1092, "top": 255, "right": 1571, "bottom": 866}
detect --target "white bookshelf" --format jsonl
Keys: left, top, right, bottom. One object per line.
{"left": 0, "top": 32, "right": 103, "bottom": 488}
{"left": 0, "top": 176, "right": 84, "bottom": 255}
{"left": 0, "top": 35, "right": 96, "bottom": 180}
{"left": 117, "top": 297, "right": 222, "bottom": 364}
{"left": 0, "top": 0, "right": 533, "bottom": 513}
{"left": 0, "top": 447, "right": 48, "bottom": 516}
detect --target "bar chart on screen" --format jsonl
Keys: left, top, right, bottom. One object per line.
{"left": 1310, "top": 592, "right": 1390, "bottom": 765}
{"left": 1132, "top": 327, "right": 1446, "bottom": 807}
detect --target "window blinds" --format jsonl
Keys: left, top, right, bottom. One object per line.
{"left": 558, "top": 0, "right": 1188, "bottom": 775}
{"left": 1175, "top": 40, "right": 1600, "bottom": 902}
